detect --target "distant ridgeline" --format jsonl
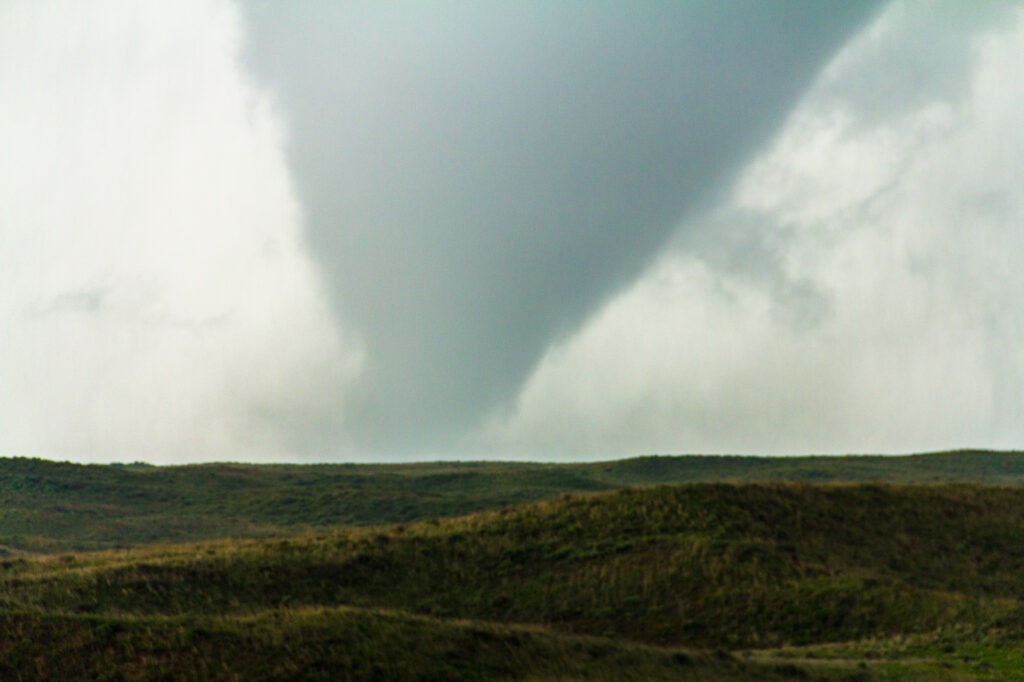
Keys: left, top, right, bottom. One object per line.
{"left": 1, "top": 449, "right": 1023, "bottom": 552}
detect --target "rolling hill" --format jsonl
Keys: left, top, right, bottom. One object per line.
{"left": 5, "top": 479, "right": 1024, "bottom": 679}
{"left": 3, "top": 449, "right": 1024, "bottom": 552}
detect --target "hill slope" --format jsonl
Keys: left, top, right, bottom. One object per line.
{"left": 6, "top": 481, "right": 1024, "bottom": 675}
{"left": 4, "top": 449, "right": 1024, "bottom": 551}
{"left": 9, "top": 483, "right": 1024, "bottom": 647}
{"left": 0, "top": 608, "right": 799, "bottom": 682}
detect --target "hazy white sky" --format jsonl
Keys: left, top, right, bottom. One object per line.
{"left": 2, "top": 1, "right": 1021, "bottom": 463}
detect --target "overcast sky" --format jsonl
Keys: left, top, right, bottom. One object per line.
{"left": 2, "top": 1, "right": 1022, "bottom": 463}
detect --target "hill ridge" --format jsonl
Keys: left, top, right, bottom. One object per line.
{"left": 5, "top": 449, "right": 1024, "bottom": 552}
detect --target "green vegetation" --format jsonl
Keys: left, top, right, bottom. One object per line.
{"left": 0, "top": 608, "right": 831, "bottom": 681}
{"left": 4, "top": 449, "right": 1024, "bottom": 552}
{"left": 6, "top": 478, "right": 1024, "bottom": 678}
{"left": 6, "top": 452, "right": 1024, "bottom": 678}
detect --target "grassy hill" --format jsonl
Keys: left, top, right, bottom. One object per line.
{"left": 5, "top": 482, "right": 1024, "bottom": 679}
{"left": 0, "top": 608, "right": 826, "bottom": 682}
{"left": 4, "top": 449, "right": 1024, "bottom": 552}
{"left": 0, "top": 609, "right": 792, "bottom": 682}
{"left": 7, "top": 452, "right": 1024, "bottom": 678}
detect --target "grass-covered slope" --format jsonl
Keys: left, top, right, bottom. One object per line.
{"left": 7, "top": 482, "right": 1024, "bottom": 679}
{"left": 7, "top": 484, "right": 1024, "bottom": 648}
{"left": 4, "top": 449, "right": 1024, "bottom": 551}
{"left": 0, "top": 608, "right": 798, "bottom": 682}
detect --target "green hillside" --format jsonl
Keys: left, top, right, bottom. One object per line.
{"left": 0, "top": 608, "right": 824, "bottom": 682}
{"left": 3, "top": 449, "right": 1024, "bottom": 552}
{"left": 4, "top": 482, "right": 1024, "bottom": 679}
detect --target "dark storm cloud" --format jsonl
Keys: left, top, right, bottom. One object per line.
{"left": 240, "top": 1, "right": 885, "bottom": 454}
